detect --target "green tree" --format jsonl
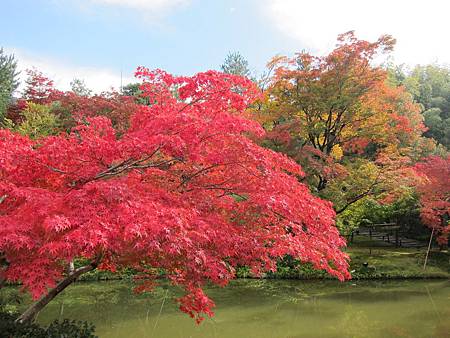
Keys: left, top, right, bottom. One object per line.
{"left": 0, "top": 48, "right": 20, "bottom": 122}
{"left": 220, "top": 51, "right": 251, "bottom": 78}
{"left": 70, "top": 78, "right": 92, "bottom": 97}
{"left": 121, "top": 82, "right": 149, "bottom": 105}
{"left": 402, "top": 65, "right": 450, "bottom": 148}
{"left": 16, "top": 102, "right": 60, "bottom": 139}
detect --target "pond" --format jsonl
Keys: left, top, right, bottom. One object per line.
{"left": 9, "top": 279, "right": 450, "bottom": 337}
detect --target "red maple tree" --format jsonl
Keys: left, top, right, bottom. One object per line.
{"left": 22, "top": 69, "right": 61, "bottom": 105}
{"left": 8, "top": 69, "right": 139, "bottom": 133}
{"left": 415, "top": 156, "right": 450, "bottom": 245}
{"left": 0, "top": 68, "right": 350, "bottom": 323}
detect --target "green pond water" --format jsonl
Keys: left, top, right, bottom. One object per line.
{"left": 9, "top": 279, "right": 450, "bottom": 337}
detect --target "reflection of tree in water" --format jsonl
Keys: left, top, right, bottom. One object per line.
{"left": 433, "top": 319, "right": 450, "bottom": 338}
{"left": 332, "top": 305, "right": 381, "bottom": 338}
{"left": 39, "top": 281, "right": 178, "bottom": 326}
{"left": 219, "top": 279, "right": 311, "bottom": 307}
{"left": 431, "top": 303, "right": 450, "bottom": 338}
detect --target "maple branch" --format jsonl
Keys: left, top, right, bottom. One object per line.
{"left": 16, "top": 255, "right": 103, "bottom": 324}
{"left": 46, "top": 166, "right": 68, "bottom": 174}
{"left": 272, "top": 210, "right": 308, "bottom": 233}
{"left": 335, "top": 175, "right": 381, "bottom": 215}
{"left": 199, "top": 132, "right": 223, "bottom": 143}
{"left": 73, "top": 146, "right": 181, "bottom": 186}
{"left": 95, "top": 145, "right": 164, "bottom": 178}
{"left": 91, "top": 158, "right": 178, "bottom": 181}
{"left": 178, "top": 164, "right": 222, "bottom": 188}
{"left": 178, "top": 161, "right": 253, "bottom": 189}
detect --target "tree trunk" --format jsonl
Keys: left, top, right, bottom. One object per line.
{"left": 16, "top": 259, "right": 100, "bottom": 324}
{"left": 317, "top": 176, "right": 327, "bottom": 191}
{"left": 0, "top": 253, "right": 9, "bottom": 289}
{"left": 68, "top": 260, "right": 75, "bottom": 274}
{"left": 0, "top": 273, "right": 6, "bottom": 289}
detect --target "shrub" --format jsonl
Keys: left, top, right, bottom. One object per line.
{"left": 0, "top": 311, "right": 97, "bottom": 338}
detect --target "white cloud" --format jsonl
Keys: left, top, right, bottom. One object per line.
{"left": 262, "top": 0, "right": 450, "bottom": 65}
{"left": 63, "top": 0, "right": 191, "bottom": 29}
{"left": 89, "top": 0, "right": 189, "bottom": 12}
{"left": 5, "top": 47, "right": 135, "bottom": 94}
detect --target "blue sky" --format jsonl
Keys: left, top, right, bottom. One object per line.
{"left": 2, "top": 0, "right": 449, "bottom": 92}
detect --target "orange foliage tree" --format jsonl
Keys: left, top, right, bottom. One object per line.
{"left": 255, "top": 32, "right": 428, "bottom": 215}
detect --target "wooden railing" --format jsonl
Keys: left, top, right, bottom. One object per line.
{"left": 359, "top": 223, "right": 402, "bottom": 247}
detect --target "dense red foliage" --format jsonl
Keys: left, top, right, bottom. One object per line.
{"left": 23, "top": 69, "right": 61, "bottom": 104}
{"left": 51, "top": 91, "right": 140, "bottom": 133}
{"left": 5, "top": 99, "right": 28, "bottom": 124}
{"left": 415, "top": 156, "right": 450, "bottom": 244}
{"left": 0, "top": 68, "right": 349, "bottom": 322}
{"left": 8, "top": 69, "right": 139, "bottom": 133}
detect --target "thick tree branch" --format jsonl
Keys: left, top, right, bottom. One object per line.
{"left": 335, "top": 177, "right": 381, "bottom": 214}
{"left": 16, "top": 255, "right": 102, "bottom": 324}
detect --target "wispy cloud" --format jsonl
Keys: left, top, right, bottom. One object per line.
{"left": 5, "top": 47, "right": 135, "bottom": 94}
{"left": 89, "top": 0, "right": 190, "bottom": 12}
{"left": 51, "top": 0, "right": 192, "bottom": 29}
{"left": 262, "top": 0, "right": 450, "bottom": 65}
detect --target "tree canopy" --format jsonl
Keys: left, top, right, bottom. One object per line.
{"left": 0, "top": 68, "right": 349, "bottom": 323}
{"left": 254, "top": 32, "right": 434, "bottom": 227}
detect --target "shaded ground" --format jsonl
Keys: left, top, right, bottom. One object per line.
{"left": 356, "top": 227, "right": 428, "bottom": 248}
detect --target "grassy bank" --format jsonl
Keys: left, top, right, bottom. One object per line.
{"left": 253, "top": 236, "right": 449, "bottom": 280}
{"left": 77, "top": 241, "right": 449, "bottom": 282}
{"left": 18, "top": 231, "right": 433, "bottom": 282}
{"left": 345, "top": 246, "right": 449, "bottom": 279}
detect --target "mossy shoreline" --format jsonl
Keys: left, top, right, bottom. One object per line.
{"left": 3, "top": 243, "right": 448, "bottom": 286}
{"left": 74, "top": 246, "right": 449, "bottom": 282}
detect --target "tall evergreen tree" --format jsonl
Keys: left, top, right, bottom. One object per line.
{"left": 220, "top": 52, "right": 251, "bottom": 78}
{"left": 0, "top": 48, "right": 20, "bottom": 122}
{"left": 70, "top": 78, "right": 92, "bottom": 97}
